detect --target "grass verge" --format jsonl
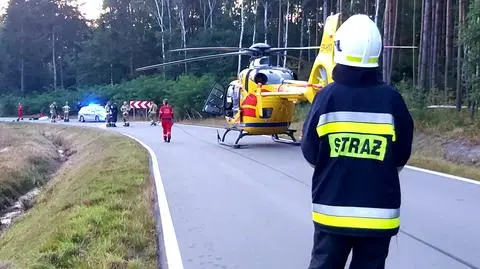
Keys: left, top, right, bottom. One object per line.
{"left": 181, "top": 108, "right": 480, "bottom": 181}
{"left": 0, "top": 123, "right": 157, "bottom": 268}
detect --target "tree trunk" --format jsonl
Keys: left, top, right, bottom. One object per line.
{"left": 444, "top": 0, "right": 452, "bottom": 101}
{"left": 307, "top": 18, "right": 311, "bottom": 62}
{"left": 388, "top": 0, "right": 398, "bottom": 83}
{"left": 60, "top": 56, "right": 64, "bottom": 89}
{"left": 238, "top": 0, "right": 245, "bottom": 73}
{"left": 428, "top": 0, "right": 436, "bottom": 90}
{"left": 470, "top": 66, "right": 478, "bottom": 119}
{"left": 52, "top": 28, "right": 57, "bottom": 91}
{"left": 298, "top": 3, "right": 304, "bottom": 74}
{"left": 365, "top": 0, "right": 368, "bottom": 14}
{"left": 456, "top": 0, "right": 464, "bottom": 111}
{"left": 412, "top": 0, "right": 416, "bottom": 88}
{"left": 430, "top": 0, "right": 441, "bottom": 90}
{"left": 264, "top": 0, "right": 268, "bottom": 43}
{"left": 419, "top": 0, "right": 431, "bottom": 91}
{"left": 417, "top": 0, "right": 424, "bottom": 87}
{"left": 201, "top": 0, "right": 207, "bottom": 30}
{"left": 277, "top": 0, "right": 282, "bottom": 66}
{"left": 208, "top": 0, "right": 216, "bottom": 29}
{"left": 315, "top": 0, "right": 319, "bottom": 46}
{"left": 374, "top": 0, "right": 381, "bottom": 25}
{"left": 167, "top": 0, "right": 172, "bottom": 33}
{"left": 176, "top": 1, "right": 187, "bottom": 73}
{"left": 283, "top": 0, "right": 290, "bottom": 67}
{"left": 253, "top": 0, "right": 258, "bottom": 44}
{"left": 383, "top": 0, "right": 395, "bottom": 83}
{"left": 323, "top": 0, "right": 328, "bottom": 23}
{"left": 20, "top": 20, "right": 24, "bottom": 95}
{"left": 382, "top": 0, "right": 390, "bottom": 82}
{"left": 154, "top": 0, "right": 166, "bottom": 78}
{"left": 337, "top": 0, "right": 343, "bottom": 21}
{"left": 20, "top": 51, "right": 24, "bottom": 95}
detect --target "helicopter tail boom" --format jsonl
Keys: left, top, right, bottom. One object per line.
{"left": 304, "top": 13, "right": 341, "bottom": 103}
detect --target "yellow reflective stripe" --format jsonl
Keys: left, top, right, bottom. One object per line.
{"left": 312, "top": 211, "right": 400, "bottom": 230}
{"left": 328, "top": 133, "right": 387, "bottom": 161}
{"left": 316, "top": 122, "right": 396, "bottom": 141}
{"left": 346, "top": 55, "right": 379, "bottom": 64}
{"left": 242, "top": 105, "right": 257, "bottom": 110}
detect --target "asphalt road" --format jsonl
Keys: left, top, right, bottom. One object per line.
{"left": 1, "top": 118, "right": 480, "bottom": 269}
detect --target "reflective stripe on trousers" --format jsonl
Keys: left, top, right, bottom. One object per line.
{"left": 316, "top": 111, "right": 396, "bottom": 141}
{"left": 312, "top": 203, "right": 400, "bottom": 230}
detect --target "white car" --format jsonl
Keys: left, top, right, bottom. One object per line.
{"left": 78, "top": 104, "right": 107, "bottom": 122}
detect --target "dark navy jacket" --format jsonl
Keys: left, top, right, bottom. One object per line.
{"left": 301, "top": 64, "right": 414, "bottom": 237}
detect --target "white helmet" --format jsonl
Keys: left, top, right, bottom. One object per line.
{"left": 333, "top": 14, "right": 382, "bottom": 68}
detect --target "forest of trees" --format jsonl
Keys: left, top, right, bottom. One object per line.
{"left": 0, "top": 0, "right": 479, "bottom": 119}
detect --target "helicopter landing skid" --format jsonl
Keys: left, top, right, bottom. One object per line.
{"left": 216, "top": 128, "right": 247, "bottom": 149}
{"left": 271, "top": 130, "right": 301, "bottom": 146}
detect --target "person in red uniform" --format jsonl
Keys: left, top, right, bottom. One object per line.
{"left": 17, "top": 102, "right": 23, "bottom": 121}
{"left": 159, "top": 99, "right": 174, "bottom": 142}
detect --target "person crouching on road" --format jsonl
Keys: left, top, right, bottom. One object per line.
{"left": 301, "top": 14, "right": 414, "bottom": 269}
{"left": 149, "top": 101, "right": 158, "bottom": 126}
{"left": 159, "top": 99, "right": 174, "bottom": 142}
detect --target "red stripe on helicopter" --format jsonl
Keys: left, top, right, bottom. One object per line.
{"left": 242, "top": 94, "right": 257, "bottom": 106}
{"left": 242, "top": 108, "right": 256, "bottom": 117}
{"left": 241, "top": 94, "right": 257, "bottom": 117}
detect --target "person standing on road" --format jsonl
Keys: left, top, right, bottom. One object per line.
{"left": 17, "top": 102, "right": 23, "bottom": 121}
{"left": 149, "top": 101, "right": 158, "bottom": 126}
{"left": 121, "top": 101, "right": 131, "bottom": 126}
{"left": 111, "top": 102, "right": 118, "bottom": 127}
{"left": 301, "top": 14, "right": 414, "bottom": 269}
{"left": 62, "top": 101, "right": 70, "bottom": 122}
{"left": 159, "top": 99, "right": 174, "bottom": 142}
{"left": 49, "top": 102, "right": 57, "bottom": 122}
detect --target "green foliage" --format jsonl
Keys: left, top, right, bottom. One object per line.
{"left": 461, "top": 0, "right": 480, "bottom": 105}
{"left": 0, "top": 73, "right": 221, "bottom": 120}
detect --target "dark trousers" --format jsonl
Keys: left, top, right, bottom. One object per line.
{"left": 308, "top": 224, "right": 391, "bottom": 269}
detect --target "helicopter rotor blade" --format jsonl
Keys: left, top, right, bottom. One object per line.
{"left": 136, "top": 51, "right": 251, "bottom": 72}
{"left": 269, "top": 46, "right": 321, "bottom": 52}
{"left": 169, "top": 47, "right": 244, "bottom": 53}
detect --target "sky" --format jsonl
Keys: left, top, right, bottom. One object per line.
{"left": 0, "top": 0, "right": 103, "bottom": 20}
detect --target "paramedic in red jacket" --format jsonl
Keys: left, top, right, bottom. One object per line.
{"left": 17, "top": 103, "right": 23, "bottom": 121}
{"left": 159, "top": 99, "right": 174, "bottom": 142}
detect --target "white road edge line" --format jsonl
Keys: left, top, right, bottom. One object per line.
{"left": 123, "top": 134, "right": 184, "bottom": 269}
{"left": 178, "top": 123, "right": 480, "bottom": 185}
{"left": 404, "top": 165, "right": 480, "bottom": 185}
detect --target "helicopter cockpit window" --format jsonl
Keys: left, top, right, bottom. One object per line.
{"left": 254, "top": 69, "right": 294, "bottom": 85}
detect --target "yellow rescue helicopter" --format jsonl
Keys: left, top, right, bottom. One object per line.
{"left": 136, "top": 13, "right": 414, "bottom": 148}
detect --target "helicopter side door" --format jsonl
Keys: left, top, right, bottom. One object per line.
{"left": 225, "top": 84, "right": 241, "bottom": 117}
{"left": 202, "top": 82, "right": 226, "bottom": 116}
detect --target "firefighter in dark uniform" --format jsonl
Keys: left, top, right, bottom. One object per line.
{"left": 301, "top": 14, "right": 414, "bottom": 269}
